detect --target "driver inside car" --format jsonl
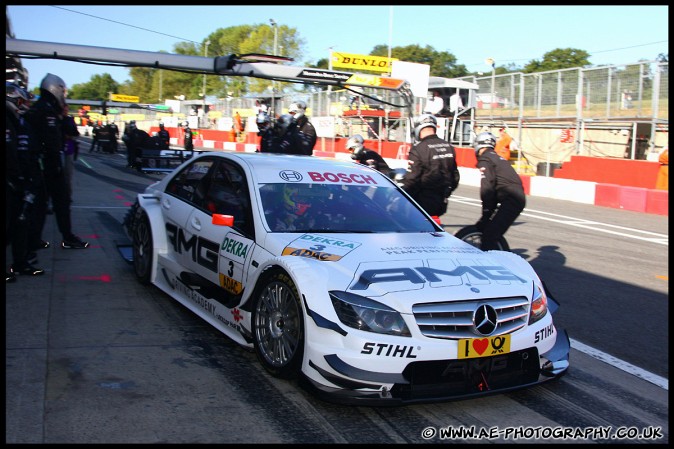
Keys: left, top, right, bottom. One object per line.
{"left": 264, "top": 184, "right": 323, "bottom": 232}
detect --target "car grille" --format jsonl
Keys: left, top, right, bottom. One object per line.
{"left": 392, "top": 347, "right": 541, "bottom": 400}
{"left": 412, "top": 296, "right": 530, "bottom": 339}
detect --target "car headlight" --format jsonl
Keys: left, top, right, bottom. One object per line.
{"left": 329, "top": 291, "right": 411, "bottom": 337}
{"left": 528, "top": 283, "right": 548, "bottom": 325}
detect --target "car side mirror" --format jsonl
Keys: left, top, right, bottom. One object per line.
{"left": 212, "top": 214, "right": 234, "bottom": 226}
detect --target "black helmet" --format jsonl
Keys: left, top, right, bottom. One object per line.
{"left": 6, "top": 82, "right": 31, "bottom": 116}
{"left": 275, "top": 114, "right": 295, "bottom": 134}
{"left": 474, "top": 132, "right": 497, "bottom": 156}
{"left": 413, "top": 114, "right": 437, "bottom": 140}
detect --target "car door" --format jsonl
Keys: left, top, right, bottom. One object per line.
{"left": 185, "top": 159, "right": 256, "bottom": 305}
{"left": 162, "top": 158, "right": 215, "bottom": 270}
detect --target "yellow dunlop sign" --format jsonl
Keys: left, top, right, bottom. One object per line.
{"left": 109, "top": 93, "right": 140, "bottom": 103}
{"left": 331, "top": 52, "right": 398, "bottom": 73}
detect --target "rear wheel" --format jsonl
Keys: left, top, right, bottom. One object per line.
{"left": 454, "top": 225, "right": 510, "bottom": 251}
{"left": 252, "top": 269, "right": 305, "bottom": 379}
{"left": 132, "top": 212, "right": 154, "bottom": 284}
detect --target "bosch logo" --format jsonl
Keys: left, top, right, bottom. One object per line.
{"left": 473, "top": 304, "right": 498, "bottom": 336}
{"left": 279, "top": 170, "right": 303, "bottom": 182}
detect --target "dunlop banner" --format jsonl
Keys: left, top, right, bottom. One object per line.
{"left": 109, "top": 93, "right": 140, "bottom": 103}
{"left": 331, "top": 52, "right": 398, "bottom": 73}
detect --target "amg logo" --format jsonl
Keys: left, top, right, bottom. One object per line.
{"left": 361, "top": 342, "right": 417, "bottom": 358}
{"left": 350, "top": 266, "right": 527, "bottom": 290}
{"left": 441, "top": 356, "right": 509, "bottom": 377}
{"left": 166, "top": 223, "right": 219, "bottom": 272}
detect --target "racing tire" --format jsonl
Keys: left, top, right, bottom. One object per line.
{"left": 454, "top": 225, "right": 510, "bottom": 251}
{"left": 252, "top": 269, "right": 305, "bottom": 380}
{"left": 132, "top": 211, "right": 154, "bottom": 284}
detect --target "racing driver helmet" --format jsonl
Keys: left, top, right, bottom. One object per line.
{"left": 474, "top": 132, "right": 497, "bottom": 156}
{"left": 283, "top": 185, "right": 312, "bottom": 216}
{"left": 413, "top": 114, "right": 437, "bottom": 140}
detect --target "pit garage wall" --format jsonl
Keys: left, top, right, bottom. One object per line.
{"left": 156, "top": 127, "right": 668, "bottom": 216}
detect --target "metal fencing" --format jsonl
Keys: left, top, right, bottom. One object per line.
{"left": 468, "top": 60, "right": 668, "bottom": 122}
{"left": 112, "top": 60, "right": 668, "bottom": 169}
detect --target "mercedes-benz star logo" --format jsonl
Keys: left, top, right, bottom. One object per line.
{"left": 473, "top": 304, "right": 498, "bottom": 336}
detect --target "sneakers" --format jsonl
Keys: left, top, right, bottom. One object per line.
{"left": 36, "top": 240, "right": 50, "bottom": 249}
{"left": 61, "top": 235, "right": 89, "bottom": 249}
{"left": 6, "top": 271, "right": 17, "bottom": 283}
{"left": 11, "top": 264, "right": 45, "bottom": 276}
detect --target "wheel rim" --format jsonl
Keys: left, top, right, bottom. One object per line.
{"left": 461, "top": 232, "right": 482, "bottom": 249}
{"left": 255, "top": 281, "right": 301, "bottom": 368}
{"left": 134, "top": 219, "right": 151, "bottom": 277}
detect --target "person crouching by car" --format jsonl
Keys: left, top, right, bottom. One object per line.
{"left": 345, "top": 134, "right": 392, "bottom": 176}
{"left": 473, "top": 131, "right": 526, "bottom": 251}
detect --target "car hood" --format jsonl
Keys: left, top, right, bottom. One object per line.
{"left": 261, "top": 231, "right": 536, "bottom": 313}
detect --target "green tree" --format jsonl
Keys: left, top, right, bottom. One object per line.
{"left": 69, "top": 73, "right": 120, "bottom": 101}
{"left": 370, "top": 44, "right": 469, "bottom": 78}
{"left": 523, "top": 48, "right": 591, "bottom": 73}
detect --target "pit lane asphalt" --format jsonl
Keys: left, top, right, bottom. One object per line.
{"left": 6, "top": 140, "right": 668, "bottom": 443}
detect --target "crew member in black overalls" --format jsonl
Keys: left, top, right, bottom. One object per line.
{"left": 474, "top": 132, "right": 526, "bottom": 251}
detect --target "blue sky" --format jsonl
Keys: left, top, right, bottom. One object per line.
{"left": 7, "top": 5, "right": 669, "bottom": 89}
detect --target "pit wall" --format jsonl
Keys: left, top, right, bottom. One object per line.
{"left": 152, "top": 127, "right": 668, "bottom": 216}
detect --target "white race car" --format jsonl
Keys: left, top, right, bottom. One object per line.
{"left": 124, "top": 152, "right": 569, "bottom": 405}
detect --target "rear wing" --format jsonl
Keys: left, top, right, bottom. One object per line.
{"left": 6, "top": 37, "right": 414, "bottom": 114}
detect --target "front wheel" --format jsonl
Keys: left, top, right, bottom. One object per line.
{"left": 252, "top": 269, "right": 305, "bottom": 379}
{"left": 454, "top": 225, "right": 510, "bottom": 251}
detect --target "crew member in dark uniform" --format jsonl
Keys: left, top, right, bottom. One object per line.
{"left": 345, "top": 134, "right": 391, "bottom": 176}
{"left": 24, "top": 73, "right": 89, "bottom": 250}
{"left": 401, "top": 114, "right": 460, "bottom": 219}
{"left": 473, "top": 132, "right": 526, "bottom": 250}
{"left": 287, "top": 101, "right": 316, "bottom": 155}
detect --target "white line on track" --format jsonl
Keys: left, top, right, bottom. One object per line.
{"left": 449, "top": 196, "right": 668, "bottom": 245}
{"left": 571, "top": 338, "right": 668, "bottom": 390}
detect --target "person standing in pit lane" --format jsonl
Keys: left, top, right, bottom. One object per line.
{"left": 287, "top": 101, "right": 316, "bottom": 155}
{"left": 6, "top": 82, "right": 46, "bottom": 280}
{"left": 400, "top": 114, "right": 460, "bottom": 220}
{"left": 24, "top": 73, "right": 89, "bottom": 250}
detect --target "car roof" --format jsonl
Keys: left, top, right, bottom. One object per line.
{"left": 198, "top": 152, "right": 391, "bottom": 186}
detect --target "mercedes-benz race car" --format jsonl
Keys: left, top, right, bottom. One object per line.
{"left": 124, "top": 152, "right": 570, "bottom": 405}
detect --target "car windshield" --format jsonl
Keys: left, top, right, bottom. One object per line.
{"left": 259, "top": 182, "right": 437, "bottom": 233}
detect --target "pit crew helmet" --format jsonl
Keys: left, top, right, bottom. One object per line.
{"left": 474, "top": 132, "right": 497, "bottom": 156}
{"left": 413, "top": 114, "right": 437, "bottom": 140}
{"left": 346, "top": 134, "right": 365, "bottom": 158}
{"left": 275, "top": 114, "right": 295, "bottom": 134}
{"left": 283, "top": 184, "right": 312, "bottom": 216}
{"left": 288, "top": 101, "right": 307, "bottom": 119}
{"left": 6, "top": 82, "right": 32, "bottom": 117}
{"left": 40, "top": 73, "right": 68, "bottom": 108}
{"left": 256, "top": 112, "right": 271, "bottom": 131}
